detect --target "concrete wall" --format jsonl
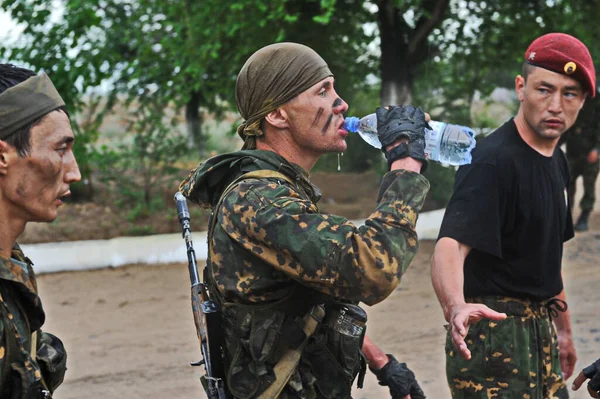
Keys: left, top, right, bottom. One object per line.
{"left": 22, "top": 209, "right": 445, "bottom": 274}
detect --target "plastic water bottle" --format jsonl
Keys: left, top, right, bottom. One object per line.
{"left": 344, "top": 114, "right": 477, "bottom": 165}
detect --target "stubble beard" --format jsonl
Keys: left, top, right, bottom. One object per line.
{"left": 534, "top": 124, "right": 565, "bottom": 141}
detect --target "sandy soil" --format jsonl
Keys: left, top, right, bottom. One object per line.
{"left": 36, "top": 227, "right": 600, "bottom": 399}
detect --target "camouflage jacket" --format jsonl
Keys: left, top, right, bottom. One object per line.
{"left": 563, "top": 94, "right": 600, "bottom": 158}
{"left": 0, "top": 244, "right": 67, "bottom": 398}
{"left": 180, "top": 150, "right": 430, "bottom": 398}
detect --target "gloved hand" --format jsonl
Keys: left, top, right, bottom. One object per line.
{"left": 36, "top": 331, "right": 67, "bottom": 392}
{"left": 375, "top": 105, "right": 429, "bottom": 171}
{"left": 585, "top": 359, "right": 600, "bottom": 393}
{"left": 573, "top": 358, "right": 600, "bottom": 397}
{"left": 370, "top": 354, "right": 426, "bottom": 399}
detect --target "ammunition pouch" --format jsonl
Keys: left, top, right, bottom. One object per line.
{"left": 303, "top": 302, "right": 368, "bottom": 398}
{"left": 221, "top": 297, "right": 367, "bottom": 399}
{"left": 221, "top": 286, "right": 318, "bottom": 398}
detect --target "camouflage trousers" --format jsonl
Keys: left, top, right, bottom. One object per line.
{"left": 445, "top": 296, "right": 568, "bottom": 399}
{"left": 568, "top": 156, "right": 600, "bottom": 212}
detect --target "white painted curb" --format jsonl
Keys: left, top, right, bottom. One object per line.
{"left": 21, "top": 210, "right": 444, "bottom": 274}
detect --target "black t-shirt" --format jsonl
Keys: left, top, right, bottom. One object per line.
{"left": 438, "top": 119, "right": 574, "bottom": 300}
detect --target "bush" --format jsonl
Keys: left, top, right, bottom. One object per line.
{"left": 92, "top": 101, "right": 188, "bottom": 218}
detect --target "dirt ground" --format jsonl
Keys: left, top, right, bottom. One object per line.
{"left": 36, "top": 226, "right": 600, "bottom": 399}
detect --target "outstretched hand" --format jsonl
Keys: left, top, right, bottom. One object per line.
{"left": 447, "top": 303, "right": 507, "bottom": 359}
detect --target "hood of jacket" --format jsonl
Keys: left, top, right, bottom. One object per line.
{"left": 179, "top": 150, "right": 320, "bottom": 208}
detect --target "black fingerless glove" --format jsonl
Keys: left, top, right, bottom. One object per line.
{"left": 37, "top": 331, "right": 67, "bottom": 392}
{"left": 583, "top": 358, "right": 600, "bottom": 392}
{"left": 375, "top": 105, "right": 430, "bottom": 172}
{"left": 370, "top": 354, "right": 426, "bottom": 399}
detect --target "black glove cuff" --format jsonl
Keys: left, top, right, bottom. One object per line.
{"left": 384, "top": 142, "right": 428, "bottom": 173}
{"left": 583, "top": 363, "right": 598, "bottom": 379}
{"left": 370, "top": 354, "right": 411, "bottom": 397}
{"left": 369, "top": 353, "right": 398, "bottom": 386}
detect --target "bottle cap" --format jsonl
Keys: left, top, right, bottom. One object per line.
{"left": 344, "top": 117, "right": 360, "bottom": 133}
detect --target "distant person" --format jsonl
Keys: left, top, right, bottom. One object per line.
{"left": 180, "top": 42, "right": 429, "bottom": 398}
{"left": 431, "top": 33, "right": 595, "bottom": 397}
{"left": 562, "top": 91, "right": 600, "bottom": 231}
{"left": 573, "top": 358, "right": 600, "bottom": 397}
{"left": 0, "top": 64, "right": 80, "bottom": 397}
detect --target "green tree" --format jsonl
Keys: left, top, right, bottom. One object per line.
{"left": 417, "top": 0, "right": 600, "bottom": 124}
{"left": 93, "top": 97, "right": 187, "bottom": 217}
{"left": 4, "top": 0, "right": 600, "bottom": 179}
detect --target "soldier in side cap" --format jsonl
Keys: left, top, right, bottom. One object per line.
{"left": 431, "top": 32, "right": 595, "bottom": 398}
{"left": 180, "top": 42, "right": 430, "bottom": 398}
{"left": 0, "top": 64, "right": 80, "bottom": 397}
{"left": 560, "top": 90, "right": 600, "bottom": 231}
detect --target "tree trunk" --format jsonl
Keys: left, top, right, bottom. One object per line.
{"left": 185, "top": 90, "right": 204, "bottom": 154}
{"left": 377, "top": 0, "right": 449, "bottom": 106}
{"left": 378, "top": 0, "right": 413, "bottom": 106}
{"left": 380, "top": 59, "right": 413, "bottom": 106}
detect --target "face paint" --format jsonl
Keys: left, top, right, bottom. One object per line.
{"left": 322, "top": 114, "right": 333, "bottom": 134}
{"left": 322, "top": 97, "right": 342, "bottom": 134}
{"left": 311, "top": 107, "right": 324, "bottom": 128}
{"left": 279, "top": 77, "right": 349, "bottom": 159}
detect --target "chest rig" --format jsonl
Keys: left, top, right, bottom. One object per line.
{"left": 206, "top": 168, "right": 367, "bottom": 398}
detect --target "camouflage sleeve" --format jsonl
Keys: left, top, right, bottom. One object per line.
{"left": 219, "top": 169, "right": 429, "bottom": 305}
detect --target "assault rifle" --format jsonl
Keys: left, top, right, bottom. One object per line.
{"left": 174, "top": 192, "right": 227, "bottom": 399}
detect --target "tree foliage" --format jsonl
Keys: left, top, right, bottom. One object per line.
{"left": 3, "top": 0, "right": 600, "bottom": 180}
{"left": 417, "top": 0, "right": 600, "bottom": 123}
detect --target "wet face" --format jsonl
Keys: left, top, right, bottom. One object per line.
{"left": 516, "top": 66, "right": 586, "bottom": 140}
{"left": 281, "top": 77, "right": 349, "bottom": 157}
{"left": 0, "top": 110, "right": 81, "bottom": 223}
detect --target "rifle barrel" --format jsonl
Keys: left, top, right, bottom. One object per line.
{"left": 175, "top": 192, "right": 227, "bottom": 399}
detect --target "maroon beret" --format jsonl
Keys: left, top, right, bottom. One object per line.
{"left": 525, "top": 32, "right": 596, "bottom": 97}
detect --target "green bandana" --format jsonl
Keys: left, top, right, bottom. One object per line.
{"left": 235, "top": 42, "right": 333, "bottom": 149}
{"left": 0, "top": 73, "right": 66, "bottom": 140}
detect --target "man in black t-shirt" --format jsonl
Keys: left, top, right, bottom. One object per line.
{"left": 431, "top": 33, "right": 596, "bottom": 398}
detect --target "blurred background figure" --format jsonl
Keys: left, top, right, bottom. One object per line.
{"left": 563, "top": 88, "right": 600, "bottom": 231}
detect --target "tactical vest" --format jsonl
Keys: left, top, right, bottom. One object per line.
{"left": 207, "top": 168, "right": 367, "bottom": 399}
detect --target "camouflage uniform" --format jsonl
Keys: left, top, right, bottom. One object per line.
{"left": 563, "top": 95, "right": 600, "bottom": 217}
{"left": 446, "top": 297, "right": 567, "bottom": 399}
{"left": 0, "top": 244, "right": 67, "bottom": 399}
{"left": 180, "top": 149, "right": 429, "bottom": 398}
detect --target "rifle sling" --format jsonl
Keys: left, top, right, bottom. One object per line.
{"left": 257, "top": 303, "right": 325, "bottom": 399}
